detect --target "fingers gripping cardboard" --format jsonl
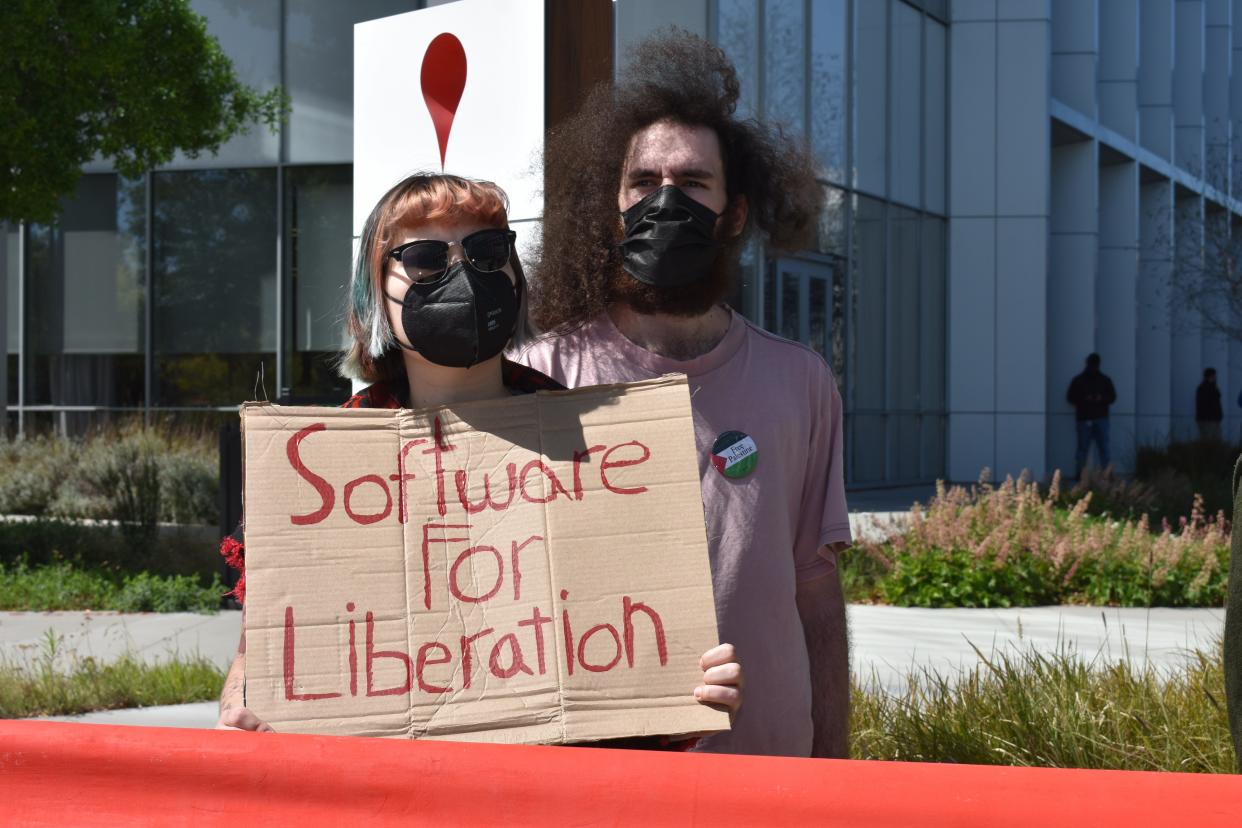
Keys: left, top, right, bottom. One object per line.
{"left": 241, "top": 375, "right": 728, "bottom": 743}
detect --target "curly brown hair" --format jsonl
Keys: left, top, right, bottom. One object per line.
{"left": 530, "top": 28, "right": 823, "bottom": 333}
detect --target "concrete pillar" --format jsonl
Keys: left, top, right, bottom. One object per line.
{"left": 1206, "top": 0, "right": 1232, "bottom": 193}
{"left": 1174, "top": 0, "right": 1206, "bottom": 175}
{"left": 947, "top": 0, "right": 1052, "bottom": 483}
{"left": 1099, "top": 0, "right": 1140, "bottom": 139}
{"left": 1140, "top": 0, "right": 1176, "bottom": 159}
{"left": 1137, "top": 179, "right": 1175, "bottom": 443}
{"left": 1098, "top": 161, "right": 1140, "bottom": 470}
{"left": 1047, "top": 140, "right": 1099, "bottom": 478}
{"left": 1171, "top": 193, "right": 1205, "bottom": 436}
{"left": 1233, "top": 0, "right": 1242, "bottom": 197}
{"left": 1201, "top": 207, "right": 1232, "bottom": 437}
{"left": 1052, "top": 0, "right": 1098, "bottom": 117}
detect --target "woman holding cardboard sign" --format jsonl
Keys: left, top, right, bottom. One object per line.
{"left": 217, "top": 173, "right": 742, "bottom": 741}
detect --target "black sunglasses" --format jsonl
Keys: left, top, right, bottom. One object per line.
{"left": 387, "top": 228, "right": 516, "bottom": 280}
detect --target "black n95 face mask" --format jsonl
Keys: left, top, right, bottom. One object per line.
{"left": 618, "top": 185, "right": 723, "bottom": 288}
{"left": 385, "top": 260, "right": 520, "bottom": 368}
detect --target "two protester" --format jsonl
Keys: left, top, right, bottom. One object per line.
{"left": 217, "top": 172, "right": 742, "bottom": 735}
{"left": 220, "top": 31, "right": 848, "bottom": 759}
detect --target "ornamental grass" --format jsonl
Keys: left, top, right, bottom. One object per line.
{"left": 852, "top": 641, "right": 1235, "bottom": 774}
{"left": 846, "top": 472, "right": 1230, "bottom": 608}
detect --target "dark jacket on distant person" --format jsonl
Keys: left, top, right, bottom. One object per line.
{"left": 1225, "top": 454, "right": 1242, "bottom": 770}
{"left": 1197, "top": 381, "right": 1223, "bottom": 423}
{"left": 1066, "top": 369, "right": 1117, "bottom": 421}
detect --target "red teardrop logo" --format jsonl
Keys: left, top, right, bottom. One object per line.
{"left": 420, "top": 33, "right": 468, "bottom": 170}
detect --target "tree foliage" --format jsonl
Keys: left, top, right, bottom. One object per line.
{"left": 0, "top": 0, "right": 287, "bottom": 224}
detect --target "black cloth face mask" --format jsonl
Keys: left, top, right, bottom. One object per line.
{"left": 385, "top": 261, "right": 520, "bottom": 368}
{"left": 618, "top": 185, "right": 723, "bottom": 288}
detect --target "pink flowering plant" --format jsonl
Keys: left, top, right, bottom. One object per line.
{"left": 847, "top": 471, "right": 1230, "bottom": 608}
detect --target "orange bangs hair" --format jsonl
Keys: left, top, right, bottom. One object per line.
{"left": 366, "top": 175, "right": 510, "bottom": 298}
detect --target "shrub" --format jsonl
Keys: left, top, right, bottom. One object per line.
{"left": 847, "top": 473, "right": 1230, "bottom": 608}
{"left": 0, "top": 426, "right": 220, "bottom": 527}
{"left": 0, "top": 561, "right": 222, "bottom": 612}
{"left": 1133, "top": 438, "right": 1237, "bottom": 522}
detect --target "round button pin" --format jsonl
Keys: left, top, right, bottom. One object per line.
{"left": 710, "top": 430, "right": 758, "bottom": 479}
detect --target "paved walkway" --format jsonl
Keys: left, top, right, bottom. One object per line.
{"left": 12, "top": 603, "right": 1224, "bottom": 730}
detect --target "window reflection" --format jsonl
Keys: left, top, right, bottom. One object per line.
{"left": 890, "top": 2, "right": 922, "bottom": 207}
{"left": 24, "top": 175, "right": 146, "bottom": 415}
{"left": 853, "top": 0, "right": 888, "bottom": 194}
{"left": 152, "top": 169, "right": 277, "bottom": 406}
{"left": 765, "top": 0, "right": 805, "bottom": 135}
{"left": 811, "top": 0, "right": 848, "bottom": 184}
{"left": 283, "top": 165, "right": 352, "bottom": 401}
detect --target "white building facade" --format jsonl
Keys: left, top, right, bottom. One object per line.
{"left": 2, "top": 0, "right": 1239, "bottom": 488}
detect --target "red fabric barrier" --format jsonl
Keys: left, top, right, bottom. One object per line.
{"left": 1, "top": 720, "right": 1240, "bottom": 826}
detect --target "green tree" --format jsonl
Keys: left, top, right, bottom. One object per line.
{"left": 0, "top": 0, "right": 287, "bottom": 224}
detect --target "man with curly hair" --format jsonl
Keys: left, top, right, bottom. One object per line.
{"left": 515, "top": 30, "right": 852, "bottom": 758}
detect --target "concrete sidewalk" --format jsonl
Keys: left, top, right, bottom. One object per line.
{"left": 14, "top": 603, "right": 1224, "bottom": 730}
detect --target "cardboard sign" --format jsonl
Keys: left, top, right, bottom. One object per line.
{"left": 240, "top": 376, "right": 728, "bottom": 744}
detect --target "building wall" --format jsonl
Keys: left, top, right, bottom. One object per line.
{"left": 5, "top": 0, "right": 1240, "bottom": 491}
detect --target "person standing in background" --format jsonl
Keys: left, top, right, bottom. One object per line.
{"left": 1066, "top": 353, "right": 1117, "bottom": 477}
{"left": 1196, "top": 368, "right": 1223, "bottom": 442}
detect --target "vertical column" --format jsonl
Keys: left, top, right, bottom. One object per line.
{"left": 947, "top": 2, "right": 999, "bottom": 482}
{"left": 1229, "top": 217, "right": 1242, "bottom": 439}
{"left": 1139, "top": 0, "right": 1176, "bottom": 159}
{"left": 1233, "top": 0, "right": 1242, "bottom": 197}
{"left": 1137, "top": 180, "right": 1174, "bottom": 444}
{"left": 1051, "top": 0, "right": 1098, "bottom": 117}
{"left": 1171, "top": 193, "right": 1205, "bottom": 435}
{"left": 1047, "top": 140, "right": 1100, "bottom": 477}
{"left": 948, "top": 0, "right": 1052, "bottom": 482}
{"left": 1099, "top": 0, "right": 1140, "bottom": 139}
{"left": 1098, "top": 161, "right": 1140, "bottom": 470}
{"left": 1205, "top": 0, "right": 1232, "bottom": 193}
{"left": 1201, "top": 207, "right": 1232, "bottom": 435}
{"left": 996, "top": 2, "right": 1052, "bottom": 479}
{"left": 1174, "top": 0, "right": 1206, "bottom": 175}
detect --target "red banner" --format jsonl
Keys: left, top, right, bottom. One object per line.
{"left": 1, "top": 721, "right": 1239, "bottom": 826}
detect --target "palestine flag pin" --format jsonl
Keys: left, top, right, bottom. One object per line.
{"left": 710, "top": 430, "right": 758, "bottom": 479}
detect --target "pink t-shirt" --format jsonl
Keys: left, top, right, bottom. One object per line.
{"left": 515, "top": 308, "right": 851, "bottom": 756}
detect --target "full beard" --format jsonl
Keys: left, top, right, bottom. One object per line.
{"left": 609, "top": 237, "right": 742, "bottom": 318}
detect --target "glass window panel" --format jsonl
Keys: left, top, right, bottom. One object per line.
{"left": 893, "top": 413, "right": 920, "bottom": 481}
{"left": 153, "top": 169, "right": 276, "bottom": 406}
{"left": 716, "top": 0, "right": 760, "bottom": 118}
{"left": 811, "top": 0, "right": 848, "bottom": 183}
{"left": 283, "top": 165, "right": 353, "bottom": 401}
{"left": 818, "top": 184, "right": 848, "bottom": 257}
{"left": 24, "top": 175, "right": 145, "bottom": 408}
{"left": 853, "top": 0, "right": 888, "bottom": 194}
{"left": 285, "top": 1, "right": 417, "bottom": 164}
{"left": 5, "top": 226, "right": 16, "bottom": 354}
{"left": 851, "top": 195, "right": 885, "bottom": 411}
{"left": 172, "top": 0, "right": 281, "bottom": 167}
{"left": 889, "top": 1, "right": 922, "bottom": 208}
{"left": 920, "top": 216, "right": 946, "bottom": 412}
{"left": 781, "top": 271, "right": 801, "bottom": 341}
{"left": 5, "top": 226, "right": 17, "bottom": 406}
{"left": 809, "top": 276, "right": 828, "bottom": 362}
{"left": 924, "top": 0, "right": 948, "bottom": 21}
{"left": 763, "top": 258, "right": 777, "bottom": 333}
{"left": 765, "top": 0, "right": 806, "bottom": 135}
{"left": 851, "top": 414, "right": 887, "bottom": 483}
{"left": 921, "top": 412, "right": 945, "bottom": 480}
{"left": 888, "top": 206, "right": 920, "bottom": 412}
{"left": 924, "top": 18, "right": 947, "bottom": 214}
